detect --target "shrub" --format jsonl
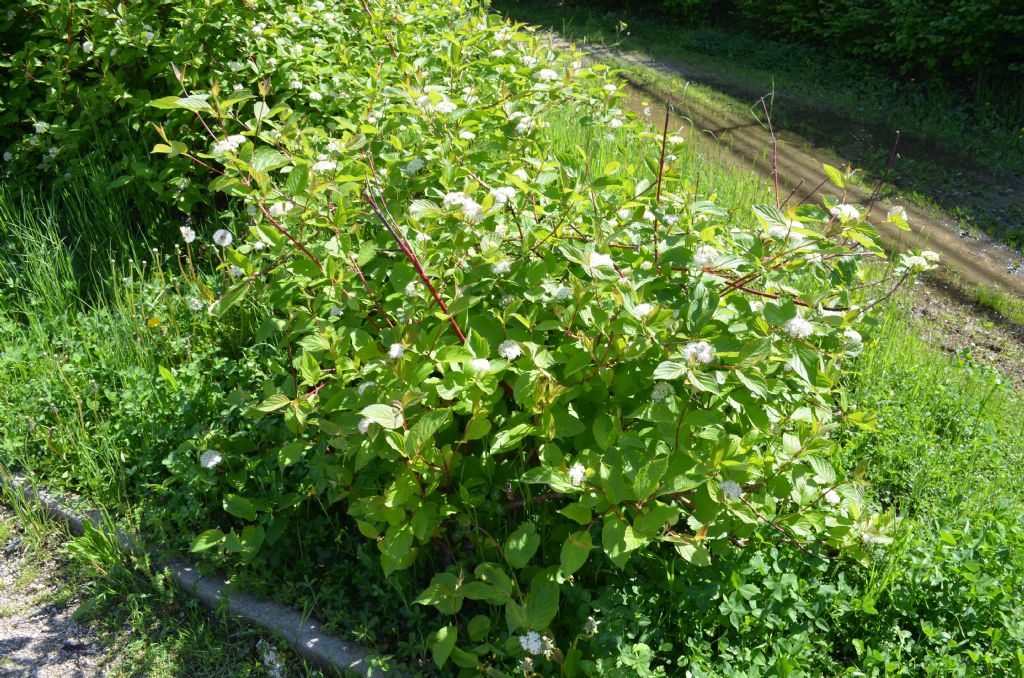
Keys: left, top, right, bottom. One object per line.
{"left": 2, "top": 0, "right": 940, "bottom": 672}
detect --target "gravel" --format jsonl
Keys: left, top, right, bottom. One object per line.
{"left": 0, "top": 507, "right": 108, "bottom": 677}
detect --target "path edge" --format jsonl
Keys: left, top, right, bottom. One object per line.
{"left": 0, "top": 473, "right": 392, "bottom": 677}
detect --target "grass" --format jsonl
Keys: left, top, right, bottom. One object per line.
{"left": 495, "top": 0, "right": 1024, "bottom": 246}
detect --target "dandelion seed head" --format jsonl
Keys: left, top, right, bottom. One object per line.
{"left": 180, "top": 226, "right": 196, "bottom": 243}
{"left": 212, "top": 229, "right": 233, "bottom": 247}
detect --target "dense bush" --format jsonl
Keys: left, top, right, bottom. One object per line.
{"left": 0, "top": 0, "right": 960, "bottom": 674}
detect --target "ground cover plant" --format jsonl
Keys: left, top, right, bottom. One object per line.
{"left": 2, "top": 0, "right": 1024, "bottom": 675}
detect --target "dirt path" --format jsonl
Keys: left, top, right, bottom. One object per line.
{"left": 0, "top": 507, "right": 109, "bottom": 677}
{"left": 543, "top": 33, "right": 1024, "bottom": 298}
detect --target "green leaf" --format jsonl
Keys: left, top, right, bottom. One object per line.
{"left": 675, "top": 541, "right": 711, "bottom": 566}
{"left": 256, "top": 393, "right": 291, "bottom": 412}
{"left": 653, "top": 360, "right": 686, "bottom": 380}
{"left": 525, "top": 579, "right": 560, "bottom": 629}
{"left": 430, "top": 625, "right": 457, "bottom": 668}
{"left": 190, "top": 529, "right": 224, "bottom": 552}
{"left": 223, "top": 494, "right": 257, "bottom": 521}
{"left": 592, "top": 413, "right": 617, "bottom": 451}
{"left": 212, "top": 281, "right": 249, "bottom": 316}
{"left": 249, "top": 147, "right": 289, "bottom": 172}
{"left": 504, "top": 522, "right": 540, "bottom": 569}
{"left": 560, "top": 530, "right": 592, "bottom": 576}
{"left": 467, "top": 615, "right": 491, "bottom": 642}
{"left": 633, "top": 457, "right": 668, "bottom": 499}
{"left": 158, "top": 365, "right": 179, "bottom": 390}
{"left": 560, "top": 502, "right": 592, "bottom": 525}
{"left": 148, "top": 94, "right": 213, "bottom": 111}
{"left": 823, "top": 163, "right": 845, "bottom": 188}
{"left": 361, "top": 403, "right": 404, "bottom": 429}
{"left": 489, "top": 423, "right": 534, "bottom": 455}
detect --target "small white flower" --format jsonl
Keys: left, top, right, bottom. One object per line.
{"left": 312, "top": 160, "right": 336, "bottom": 173}
{"left": 211, "top": 134, "right": 246, "bottom": 155}
{"left": 498, "top": 340, "right": 522, "bottom": 361}
{"left": 188, "top": 297, "right": 204, "bottom": 311}
{"left": 608, "top": 118, "right": 623, "bottom": 129}
{"left": 433, "top": 100, "right": 458, "bottom": 115}
{"left": 405, "top": 157, "right": 424, "bottom": 174}
{"left": 229, "top": 265, "right": 244, "bottom": 278}
{"left": 824, "top": 488, "right": 841, "bottom": 505}
{"left": 290, "top": 80, "right": 303, "bottom": 90}
{"left": 514, "top": 115, "right": 534, "bottom": 135}
{"left": 519, "top": 631, "right": 544, "bottom": 656}
{"left": 458, "top": 130, "right": 476, "bottom": 140}
{"left": 887, "top": 206, "right": 908, "bottom": 223}
{"left": 491, "top": 186, "right": 516, "bottom": 203}
{"left": 720, "top": 480, "right": 742, "bottom": 500}
{"left": 268, "top": 202, "right": 292, "bottom": 218}
{"left": 603, "top": 83, "right": 617, "bottom": 93}
{"left": 469, "top": 358, "right": 491, "bottom": 373}
{"left": 584, "top": 616, "right": 599, "bottom": 635}
{"left": 589, "top": 252, "right": 615, "bottom": 269}
{"left": 784, "top": 317, "right": 814, "bottom": 339}
{"left": 415, "top": 231, "right": 432, "bottom": 242}
{"left": 750, "top": 300, "right": 764, "bottom": 313}
{"left": 651, "top": 381, "right": 674, "bottom": 402}
{"left": 253, "top": 241, "right": 265, "bottom": 251}
{"left": 309, "top": 91, "right": 323, "bottom": 101}
{"left": 830, "top": 203, "right": 860, "bottom": 221}
{"left": 491, "top": 49, "right": 507, "bottom": 57}
{"left": 843, "top": 328, "right": 862, "bottom": 343}
{"left": 404, "top": 280, "right": 419, "bottom": 297}
{"left": 233, "top": 84, "right": 244, "bottom": 91}
{"left": 358, "top": 418, "right": 371, "bottom": 434}
{"left": 47, "top": 146, "right": 59, "bottom": 157}
{"left": 553, "top": 285, "right": 573, "bottom": 300}
{"left": 521, "top": 658, "right": 534, "bottom": 673}
{"left": 200, "top": 449, "right": 223, "bottom": 469}
{"left": 682, "top": 341, "right": 715, "bottom": 365}
{"left": 921, "top": 250, "right": 940, "bottom": 263}
{"left": 388, "top": 343, "right": 405, "bottom": 359}
{"left": 492, "top": 260, "right": 512, "bottom": 275}
{"left": 632, "top": 303, "right": 654, "bottom": 318}
{"left": 537, "top": 68, "right": 558, "bottom": 81}
{"left": 33, "top": 121, "right": 49, "bottom": 134}
{"left": 213, "top": 229, "right": 233, "bottom": 247}
{"left": 902, "top": 255, "right": 929, "bottom": 271}
{"left": 512, "top": 168, "right": 530, "bottom": 182}
{"left": 180, "top": 226, "right": 196, "bottom": 243}
{"left": 668, "top": 135, "right": 685, "bottom": 145}
{"left": 693, "top": 245, "right": 718, "bottom": 267}
{"left": 82, "top": 40, "right": 94, "bottom": 54}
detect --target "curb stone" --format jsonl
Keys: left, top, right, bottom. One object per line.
{"left": 0, "top": 474, "right": 393, "bottom": 677}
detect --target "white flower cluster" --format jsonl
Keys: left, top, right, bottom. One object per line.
{"left": 568, "top": 462, "right": 586, "bottom": 486}
{"left": 887, "top": 205, "right": 908, "bottom": 223}
{"left": 510, "top": 111, "right": 534, "bottom": 135}
{"left": 443, "top": 191, "right": 484, "bottom": 223}
{"left": 518, "top": 631, "right": 553, "bottom": 657}
{"left": 498, "top": 340, "right": 521, "bottom": 360}
{"left": 682, "top": 341, "right": 715, "bottom": 365}
{"left": 536, "top": 68, "right": 558, "bottom": 81}
{"left": 829, "top": 203, "right": 860, "bottom": 221}
{"left": 312, "top": 159, "right": 337, "bottom": 173}
{"left": 784, "top": 316, "right": 813, "bottom": 339}
{"left": 389, "top": 343, "right": 405, "bottom": 359}
{"left": 720, "top": 479, "right": 742, "bottom": 500}
{"left": 200, "top": 449, "right": 222, "bottom": 469}
{"left": 899, "top": 250, "right": 939, "bottom": 272}
{"left": 651, "top": 381, "right": 674, "bottom": 402}
{"left": 693, "top": 245, "right": 719, "bottom": 267}
{"left": 211, "top": 134, "right": 246, "bottom": 156}
{"left": 491, "top": 186, "right": 516, "bottom": 203}
{"left": 588, "top": 252, "right": 615, "bottom": 269}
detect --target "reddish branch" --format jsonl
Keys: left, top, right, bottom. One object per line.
{"left": 363, "top": 189, "right": 467, "bottom": 343}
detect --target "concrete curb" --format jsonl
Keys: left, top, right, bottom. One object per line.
{"left": 1, "top": 474, "right": 389, "bottom": 677}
